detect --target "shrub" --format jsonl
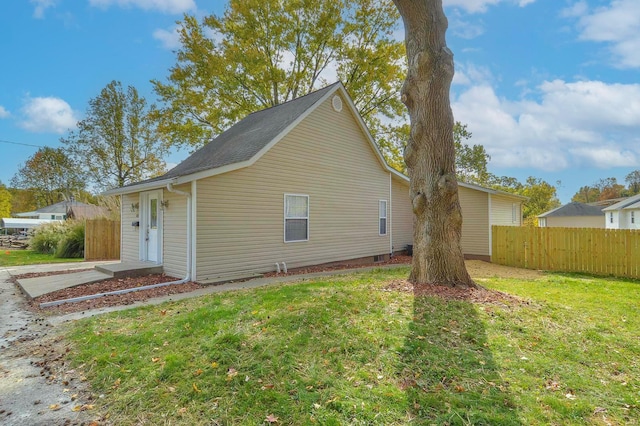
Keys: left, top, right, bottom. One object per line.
{"left": 29, "top": 222, "right": 66, "bottom": 254}
{"left": 55, "top": 221, "right": 85, "bottom": 258}
{"left": 30, "top": 220, "right": 85, "bottom": 258}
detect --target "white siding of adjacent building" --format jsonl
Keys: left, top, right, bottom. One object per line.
{"left": 194, "top": 93, "right": 391, "bottom": 280}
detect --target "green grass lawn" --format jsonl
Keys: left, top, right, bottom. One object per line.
{"left": 0, "top": 249, "right": 84, "bottom": 267}
{"left": 66, "top": 267, "right": 640, "bottom": 425}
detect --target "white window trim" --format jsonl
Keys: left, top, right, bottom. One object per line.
{"left": 632, "top": 211, "right": 635, "bottom": 224}
{"left": 379, "top": 200, "right": 388, "bottom": 236}
{"left": 512, "top": 203, "right": 518, "bottom": 223}
{"left": 284, "top": 194, "right": 309, "bottom": 243}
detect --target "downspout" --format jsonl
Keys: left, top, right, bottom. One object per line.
{"left": 40, "top": 183, "right": 194, "bottom": 309}
{"left": 389, "top": 172, "right": 393, "bottom": 255}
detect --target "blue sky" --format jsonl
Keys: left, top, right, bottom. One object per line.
{"left": 1, "top": 0, "right": 639, "bottom": 203}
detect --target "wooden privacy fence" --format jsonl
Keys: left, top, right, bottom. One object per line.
{"left": 492, "top": 226, "right": 640, "bottom": 279}
{"left": 85, "top": 218, "right": 120, "bottom": 261}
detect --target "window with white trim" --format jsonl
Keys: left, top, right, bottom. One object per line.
{"left": 610, "top": 212, "right": 614, "bottom": 224}
{"left": 379, "top": 200, "right": 387, "bottom": 235}
{"left": 512, "top": 204, "right": 518, "bottom": 223}
{"left": 632, "top": 211, "right": 635, "bottom": 224}
{"left": 284, "top": 194, "right": 309, "bottom": 242}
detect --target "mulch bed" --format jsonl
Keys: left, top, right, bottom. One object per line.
{"left": 30, "top": 274, "right": 202, "bottom": 315}
{"left": 15, "top": 268, "right": 94, "bottom": 279}
{"left": 383, "top": 278, "right": 525, "bottom": 305}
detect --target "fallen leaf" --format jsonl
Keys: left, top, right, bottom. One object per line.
{"left": 49, "top": 404, "right": 61, "bottom": 411}
{"left": 73, "top": 405, "right": 82, "bottom": 412}
{"left": 565, "top": 392, "right": 576, "bottom": 400}
{"left": 194, "top": 368, "right": 203, "bottom": 376}
{"left": 168, "top": 386, "right": 176, "bottom": 393}
{"left": 455, "top": 385, "right": 465, "bottom": 393}
{"left": 211, "top": 361, "right": 218, "bottom": 368}
{"left": 265, "top": 414, "right": 279, "bottom": 423}
{"left": 178, "top": 407, "right": 187, "bottom": 414}
{"left": 594, "top": 407, "right": 607, "bottom": 414}
{"left": 160, "top": 310, "right": 167, "bottom": 316}
{"left": 152, "top": 357, "right": 160, "bottom": 363}
{"left": 112, "top": 378, "right": 121, "bottom": 389}
{"left": 192, "top": 383, "right": 202, "bottom": 393}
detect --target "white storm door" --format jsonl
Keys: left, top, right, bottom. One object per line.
{"left": 142, "top": 191, "right": 162, "bottom": 262}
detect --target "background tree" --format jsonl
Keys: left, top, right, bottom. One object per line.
{"left": 10, "top": 147, "right": 86, "bottom": 207}
{"left": 63, "top": 81, "right": 167, "bottom": 191}
{"left": 393, "top": 0, "right": 475, "bottom": 287}
{"left": 151, "top": 0, "right": 406, "bottom": 167}
{"left": 625, "top": 170, "right": 640, "bottom": 195}
{"left": 594, "top": 177, "right": 625, "bottom": 201}
{"left": 453, "top": 122, "right": 490, "bottom": 186}
{"left": 571, "top": 185, "right": 600, "bottom": 203}
{"left": 0, "top": 182, "right": 11, "bottom": 218}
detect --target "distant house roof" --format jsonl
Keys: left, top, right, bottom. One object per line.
{"left": 538, "top": 202, "right": 604, "bottom": 218}
{"left": 15, "top": 200, "right": 96, "bottom": 217}
{"left": 602, "top": 193, "right": 640, "bottom": 211}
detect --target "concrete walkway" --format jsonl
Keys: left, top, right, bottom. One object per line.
{"left": 48, "top": 264, "right": 409, "bottom": 325}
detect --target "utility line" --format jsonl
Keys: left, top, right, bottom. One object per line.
{"left": 0, "top": 139, "right": 46, "bottom": 148}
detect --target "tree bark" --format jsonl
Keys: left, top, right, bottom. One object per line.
{"left": 393, "top": 0, "right": 477, "bottom": 288}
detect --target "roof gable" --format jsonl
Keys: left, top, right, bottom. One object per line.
{"left": 602, "top": 193, "right": 640, "bottom": 211}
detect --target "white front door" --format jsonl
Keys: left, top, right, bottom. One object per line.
{"left": 141, "top": 191, "right": 162, "bottom": 263}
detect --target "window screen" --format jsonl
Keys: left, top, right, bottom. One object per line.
{"left": 285, "top": 195, "right": 308, "bottom": 242}
{"left": 379, "top": 200, "right": 387, "bottom": 235}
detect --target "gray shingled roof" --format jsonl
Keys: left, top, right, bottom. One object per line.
{"left": 538, "top": 202, "right": 604, "bottom": 218}
{"left": 133, "top": 82, "right": 341, "bottom": 187}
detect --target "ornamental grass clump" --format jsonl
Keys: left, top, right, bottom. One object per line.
{"left": 30, "top": 220, "right": 84, "bottom": 258}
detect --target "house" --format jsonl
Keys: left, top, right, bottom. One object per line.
{"left": 104, "top": 82, "right": 525, "bottom": 282}
{"left": 15, "top": 200, "right": 99, "bottom": 220}
{"left": 602, "top": 193, "right": 640, "bottom": 229}
{"left": 537, "top": 202, "right": 605, "bottom": 228}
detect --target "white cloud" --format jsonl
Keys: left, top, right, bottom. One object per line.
{"left": 89, "top": 0, "right": 196, "bottom": 14}
{"left": 30, "top": 0, "right": 56, "bottom": 19}
{"left": 153, "top": 26, "right": 181, "bottom": 49}
{"left": 19, "top": 97, "right": 78, "bottom": 134}
{"left": 570, "top": 0, "right": 640, "bottom": 68}
{"left": 444, "top": 0, "right": 535, "bottom": 14}
{"left": 452, "top": 79, "right": 640, "bottom": 171}
{"left": 0, "top": 106, "right": 10, "bottom": 119}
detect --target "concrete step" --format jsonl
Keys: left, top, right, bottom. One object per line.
{"left": 95, "top": 262, "right": 163, "bottom": 278}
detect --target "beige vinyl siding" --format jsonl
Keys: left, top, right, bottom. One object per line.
{"left": 121, "top": 193, "right": 140, "bottom": 261}
{"left": 161, "top": 186, "right": 189, "bottom": 278}
{"left": 459, "top": 186, "right": 490, "bottom": 256}
{"left": 545, "top": 216, "right": 605, "bottom": 228}
{"left": 391, "top": 177, "right": 413, "bottom": 250}
{"left": 195, "top": 93, "right": 391, "bottom": 280}
{"left": 491, "top": 194, "right": 522, "bottom": 226}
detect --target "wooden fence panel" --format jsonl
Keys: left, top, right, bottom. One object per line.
{"left": 492, "top": 226, "right": 640, "bottom": 279}
{"left": 85, "top": 219, "right": 120, "bottom": 261}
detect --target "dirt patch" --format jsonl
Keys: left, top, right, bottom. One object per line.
{"left": 465, "top": 260, "right": 543, "bottom": 280}
{"left": 31, "top": 274, "right": 202, "bottom": 315}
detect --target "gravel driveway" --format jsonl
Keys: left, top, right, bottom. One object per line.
{"left": 0, "top": 267, "right": 97, "bottom": 426}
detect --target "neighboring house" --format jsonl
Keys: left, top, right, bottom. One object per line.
{"left": 15, "top": 200, "right": 98, "bottom": 220}
{"left": 537, "top": 202, "right": 605, "bottom": 228}
{"left": 602, "top": 193, "right": 640, "bottom": 229}
{"left": 104, "top": 82, "right": 525, "bottom": 282}
{"left": 67, "top": 204, "right": 109, "bottom": 220}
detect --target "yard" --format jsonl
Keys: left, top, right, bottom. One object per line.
{"left": 0, "top": 249, "right": 84, "bottom": 267}
{"left": 64, "top": 266, "right": 639, "bottom": 425}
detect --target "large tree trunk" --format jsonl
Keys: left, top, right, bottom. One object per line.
{"left": 393, "top": 0, "right": 477, "bottom": 288}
